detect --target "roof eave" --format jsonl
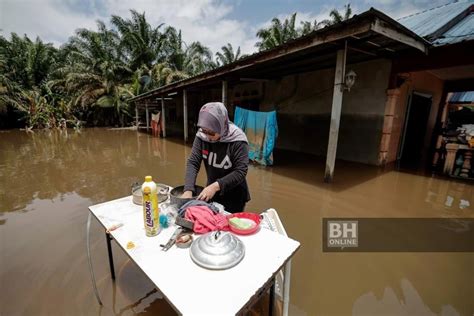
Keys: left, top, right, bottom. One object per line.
{"left": 129, "top": 8, "right": 429, "bottom": 103}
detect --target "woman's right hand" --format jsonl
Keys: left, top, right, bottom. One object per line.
{"left": 181, "top": 191, "right": 193, "bottom": 199}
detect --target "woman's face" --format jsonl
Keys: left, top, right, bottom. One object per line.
{"left": 200, "top": 127, "right": 221, "bottom": 141}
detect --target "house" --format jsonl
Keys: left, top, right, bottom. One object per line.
{"left": 130, "top": 2, "right": 474, "bottom": 181}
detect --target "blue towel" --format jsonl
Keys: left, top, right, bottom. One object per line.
{"left": 234, "top": 107, "right": 278, "bottom": 166}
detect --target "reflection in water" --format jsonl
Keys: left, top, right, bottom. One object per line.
{"left": 0, "top": 129, "right": 473, "bottom": 315}
{"left": 353, "top": 279, "right": 460, "bottom": 316}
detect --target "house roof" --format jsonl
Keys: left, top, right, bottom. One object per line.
{"left": 398, "top": 0, "right": 474, "bottom": 46}
{"left": 130, "top": 8, "right": 428, "bottom": 103}
{"left": 433, "top": 9, "right": 474, "bottom": 45}
{"left": 450, "top": 91, "right": 474, "bottom": 103}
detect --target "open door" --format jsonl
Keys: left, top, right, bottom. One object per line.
{"left": 398, "top": 92, "right": 432, "bottom": 169}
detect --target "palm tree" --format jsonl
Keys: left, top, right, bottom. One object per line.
{"left": 161, "top": 26, "right": 186, "bottom": 71}
{"left": 215, "top": 43, "right": 242, "bottom": 66}
{"left": 111, "top": 10, "right": 166, "bottom": 70}
{"left": 320, "top": 4, "right": 353, "bottom": 27}
{"left": 26, "top": 38, "right": 58, "bottom": 87}
{"left": 50, "top": 22, "right": 133, "bottom": 125}
{"left": 184, "top": 41, "right": 215, "bottom": 74}
{"left": 0, "top": 34, "right": 59, "bottom": 125}
{"left": 1, "top": 10, "right": 222, "bottom": 128}
{"left": 0, "top": 75, "right": 24, "bottom": 115}
{"left": 256, "top": 13, "right": 298, "bottom": 51}
{"left": 299, "top": 20, "right": 321, "bottom": 36}
{"left": 161, "top": 26, "right": 215, "bottom": 75}
{"left": 17, "top": 89, "right": 50, "bottom": 128}
{"left": 131, "top": 63, "right": 188, "bottom": 94}
{"left": 0, "top": 48, "right": 16, "bottom": 114}
{"left": 151, "top": 63, "right": 188, "bottom": 87}
{"left": 255, "top": 6, "right": 353, "bottom": 52}
{"left": 0, "top": 33, "right": 57, "bottom": 89}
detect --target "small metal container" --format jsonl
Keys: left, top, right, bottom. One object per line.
{"left": 190, "top": 231, "right": 245, "bottom": 270}
{"left": 176, "top": 233, "right": 193, "bottom": 248}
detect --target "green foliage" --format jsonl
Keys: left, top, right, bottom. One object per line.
{"left": 216, "top": 43, "right": 243, "bottom": 66}
{"left": 1, "top": 5, "right": 353, "bottom": 128}
{"left": 0, "top": 8, "right": 225, "bottom": 128}
{"left": 111, "top": 10, "right": 166, "bottom": 69}
{"left": 255, "top": 4, "right": 354, "bottom": 51}
{"left": 255, "top": 12, "right": 326, "bottom": 51}
{"left": 256, "top": 13, "right": 300, "bottom": 51}
{"left": 319, "top": 4, "right": 353, "bottom": 27}
{"left": 0, "top": 34, "right": 66, "bottom": 127}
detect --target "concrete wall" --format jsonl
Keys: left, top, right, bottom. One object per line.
{"left": 382, "top": 71, "right": 444, "bottom": 164}
{"left": 170, "top": 58, "right": 393, "bottom": 165}
{"left": 237, "top": 58, "right": 392, "bottom": 165}
{"left": 171, "top": 88, "right": 222, "bottom": 138}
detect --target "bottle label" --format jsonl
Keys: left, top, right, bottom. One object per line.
{"left": 143, "top": 186, "right": 159, "bottom": 233}
{"left": 144, "top": 199, "right": 153, "bottom": 228}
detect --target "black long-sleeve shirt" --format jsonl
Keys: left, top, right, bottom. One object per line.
{"left": 184, "top": 137, "right": 250, "bottom": 205}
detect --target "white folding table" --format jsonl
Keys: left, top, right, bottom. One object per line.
{"left": 87, "top": 195, "right": 300, "bottom": 315}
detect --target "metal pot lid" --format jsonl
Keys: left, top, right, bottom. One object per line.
{"left": 190, "top": 231, "right": 245, "bottom": 270}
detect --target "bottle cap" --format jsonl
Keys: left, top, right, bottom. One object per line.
{"left": 145, "top": 175, "right": 152, "bottom": 182}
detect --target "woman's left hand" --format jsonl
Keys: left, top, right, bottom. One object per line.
{"left": 197, "top": 182, "right": 220, "bottom": 202}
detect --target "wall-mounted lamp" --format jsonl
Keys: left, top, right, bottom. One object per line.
{"left": 344, "top": 70, "right": 357, "bottom": 91}
{"left": 168, "top": 92, "right": 177, "bottom": 96}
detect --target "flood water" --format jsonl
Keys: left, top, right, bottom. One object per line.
{"left": 1, "top": 129, "right": 473, "bottom": 316}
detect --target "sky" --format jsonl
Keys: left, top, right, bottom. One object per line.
{"left": 0, "top": 0, "right": 453, "bottom": 55}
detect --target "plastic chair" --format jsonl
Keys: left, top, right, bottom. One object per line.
{"left": 260, "top": 208, "right": 292, "bottom": 316}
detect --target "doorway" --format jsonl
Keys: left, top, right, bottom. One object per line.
{"left": 399, "top": 92, "right": 433, "bottom": 168}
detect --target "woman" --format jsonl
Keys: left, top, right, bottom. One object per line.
{"left": 182, "top": 102, "right": 250, "bottom": 213}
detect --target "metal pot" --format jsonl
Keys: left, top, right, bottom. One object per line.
{"left": 190, "top": 231, "right": 245, "bottom": 270}
{"left": 132, "top": 183, "right": 170, "bottom": 205}
{"left": 169, "top": 185, "right": 204, "bottom": 208}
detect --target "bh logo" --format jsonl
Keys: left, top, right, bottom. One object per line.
{"left": 327, "top": 220, "right": 358, "bottom": 248}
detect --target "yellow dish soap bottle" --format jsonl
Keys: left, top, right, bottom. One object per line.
{"left": 142, "top": 175, "right": 160, "bottom": 236}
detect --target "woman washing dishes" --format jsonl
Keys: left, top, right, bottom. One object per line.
{"left": 182, "top": 102, "right": 250, "bottom": 213}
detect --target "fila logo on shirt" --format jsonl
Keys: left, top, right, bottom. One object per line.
{"left": 202, "top": 150, "right": 232, "bottom": 169}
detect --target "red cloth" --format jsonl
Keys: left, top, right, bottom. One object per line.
{"left": 151, "top": 112, "right": 162, "bottom": 137}
{"left": 184, "top": 206, "right": 229, "bottom": 234}
{"left": 151, "top": 119, "right": 161, "bottom": 137}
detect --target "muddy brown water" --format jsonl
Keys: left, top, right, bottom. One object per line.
{"left": 0, "top": 129, "right": 473, "bottom": 316}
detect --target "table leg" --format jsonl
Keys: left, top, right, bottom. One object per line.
{"left": 269, "top": 277, "right": 275, "bottom": 316}
{"left": 86, "top": 213, "right": 103, "bottom": 305}
{"left": 106, "top": 233, "right": 116, "bottom": 280}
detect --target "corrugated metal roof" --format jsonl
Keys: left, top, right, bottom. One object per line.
{"left": 398, "top": 0, "right": 474, "bottom": 45}
{"left": 433, "top": 11, "right": 474, "bottom": 45}
{"left": 450, "top": 91, "right": 474, "bottom": 102}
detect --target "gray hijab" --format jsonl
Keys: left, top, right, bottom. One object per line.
{"left": 196, "top": 102, "right": 248, "bottom": 143}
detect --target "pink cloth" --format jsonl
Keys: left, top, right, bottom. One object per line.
{"left": 184, "top": 206, "right": 229, "bottom": 234}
